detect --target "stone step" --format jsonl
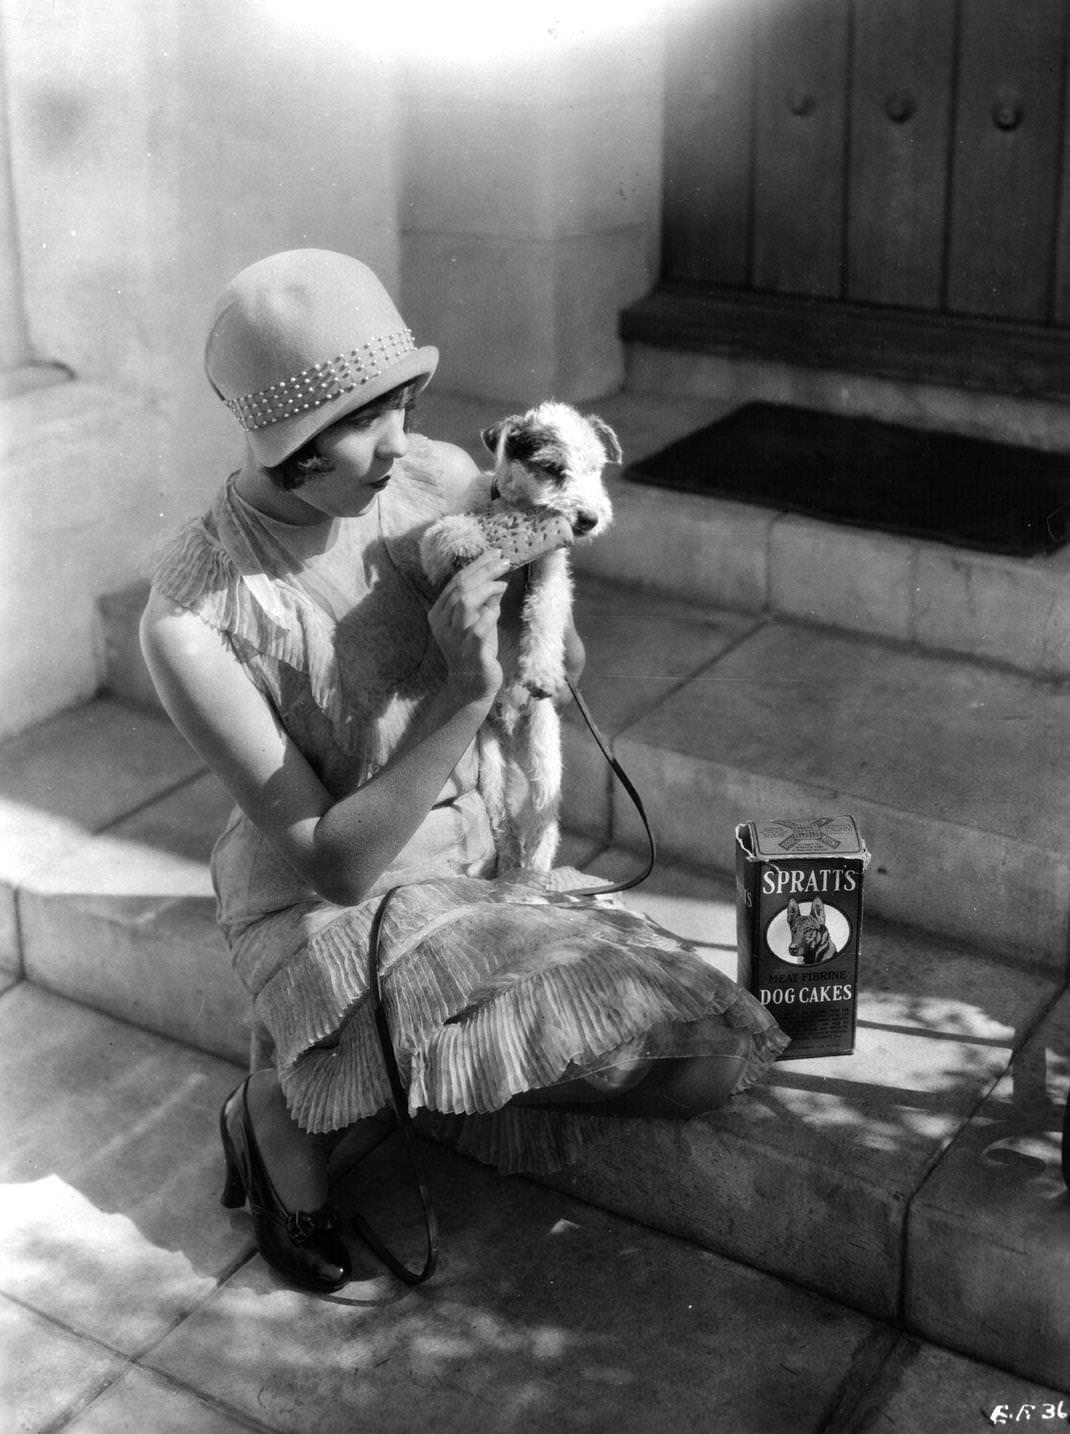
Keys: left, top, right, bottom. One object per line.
{"left": 17, "top": 769, "right": 244, "bottom": 1064}
{"left": 0, "top": 697, "right": 242, "bottom": 1060}
{"left": 99, "top": 572, "right": 1070, "bottom": 970}
{"left": 563, "top": 581, "right": 1070, "bottom": 972}
{"left": 417, "top": 386, "right": 1070, "bottom": 682}
{"left": 1, "top": 696, "right": 1068, "bottom": 1387}
{"left": 98, "top": 580, "right": 162, "bottom": 713}
{"left": 549, "top": 849, "right": 1070, "bottom": 1393}
{"left": 8, "top": 717, "right": 1067, "bottom": 1388}
{"left": 104, "top": 385, "right": 1070, "bottom": 711}
{"left": 0, "top": 697, "right": 206, "bottom": 982}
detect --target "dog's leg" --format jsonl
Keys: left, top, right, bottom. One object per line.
{"left": 516, "top": 699, "right": 562, "bottom": 872}
{"left": 479, "top": 718, "right": 528, "bottom": 872}
{"left": 477, "top": 724, "right": 512, "bottom": 870}
{"left": 517, "top": 552, "right": 571, "bottom": 701}
{"left": 418, "top": 514, "right": 493, "bottom": 585}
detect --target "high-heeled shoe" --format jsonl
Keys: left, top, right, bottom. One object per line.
{"left": 220, "top": 1077, "right": 351, "bottom": 1294}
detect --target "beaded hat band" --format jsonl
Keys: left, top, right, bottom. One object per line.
{"left": 224, "top": 328, "right": 418, "bottom": 433}
{"left": 205, "top": 250, "right": 438, "bottom": 467}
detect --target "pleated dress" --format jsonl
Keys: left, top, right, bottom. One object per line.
{"left": 151, "top": 436, "right": 788, "bottom": 1173}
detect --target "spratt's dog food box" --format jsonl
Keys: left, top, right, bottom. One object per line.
{"left": 735, "top": 815, "right": 869, "bottom": 1059}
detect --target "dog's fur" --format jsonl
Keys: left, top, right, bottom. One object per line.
{"left": 419, "top": 401, "right": 620, "bottom": 872}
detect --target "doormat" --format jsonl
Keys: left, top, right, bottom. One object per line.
{"left": 626, "top": 402, "right": 1070, "bottom": 556}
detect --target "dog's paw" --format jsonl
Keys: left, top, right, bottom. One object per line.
{"left": 419, "top": 516, "right": 492, "bottom": 584}
{"left": 519, "top": 658, "right": 568, "bottom": 701}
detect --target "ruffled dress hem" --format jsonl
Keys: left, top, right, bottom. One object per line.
{"left": 251, "top": 871, "right": 789, "bottom": 1174}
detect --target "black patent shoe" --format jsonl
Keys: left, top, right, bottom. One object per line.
{"left": 220, "top": 1078, "right": 350, "bottom": 1294}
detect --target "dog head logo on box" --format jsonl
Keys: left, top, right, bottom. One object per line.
{"left": 735, "top": 816, "right": 869, "bottom": 1059}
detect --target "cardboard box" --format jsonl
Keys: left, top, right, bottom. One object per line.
{"left": 736, "top": 815, "right": 869, "bottom": 1059}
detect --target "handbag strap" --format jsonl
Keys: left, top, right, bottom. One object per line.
{"left": 352, "top": 883, "right": 440, "bottom": 1286}
{"left": 356, "top": 678, "right": 654, "bottom": 1283}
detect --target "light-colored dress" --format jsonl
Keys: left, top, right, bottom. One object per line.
{"left": 151, "top": 436, "right": 788, "bottom": 1173}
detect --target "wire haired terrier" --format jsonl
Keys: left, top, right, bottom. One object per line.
{"left": 419, "top": 400, "right": 621, "bottom": 873}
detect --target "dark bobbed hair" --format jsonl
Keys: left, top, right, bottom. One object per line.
{"left": 264, "top": 380, "right": 419, "bottom": 491}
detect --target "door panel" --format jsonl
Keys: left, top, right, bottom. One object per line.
{"left": 660, "top": 0, "right": 1070, "bottom": 347}
{"left": 753, "top": 0, "right": 850, "bottom": 298}
{"left": 847, "top": 0, "right": 956, "bottom": 310}
{"left": 1055, "top": 34, "right": 1070, "bottom": 325}
{"left": 946, "top": 0, "right": 1066, "bottom": 321}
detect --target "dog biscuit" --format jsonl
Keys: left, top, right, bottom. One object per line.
{"left": 478, "top": 508, "right": 574, "bottom": 571}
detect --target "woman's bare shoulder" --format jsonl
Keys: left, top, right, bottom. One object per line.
{"left": 140, "top": 588, "right": 224, "bottom": 661}
{"left": 139, "top": 589, "right": 252, "bottom": 714}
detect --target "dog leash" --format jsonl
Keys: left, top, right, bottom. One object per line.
{"left": 561, "top": 674, "right": 657, "bottom": 896}
{"left": 357, "top": 680, "right": 655, "bottom": 1284}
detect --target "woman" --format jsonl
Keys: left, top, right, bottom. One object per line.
{"left": 141, "top": 249, "right": 787, "bottom": 1294}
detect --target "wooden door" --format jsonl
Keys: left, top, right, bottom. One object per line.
{"left": 946, "top": 0, "right": 1066, "bottom": 321}
{"left": 661, "top": 0, "right": 1070, "bottom": 341}
{"left": 847, "top": 0, "right": 955, "bottom": 310}
{"left": 752, "top": 0, "right": 850, "bottom": 298}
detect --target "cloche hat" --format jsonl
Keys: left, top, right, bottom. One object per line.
{"left": 204, "top": 249, "right": 439, "bottom": 467}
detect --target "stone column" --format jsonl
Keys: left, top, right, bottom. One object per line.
{"left": 399, "top": 21, "right": 665, "bottom": 404}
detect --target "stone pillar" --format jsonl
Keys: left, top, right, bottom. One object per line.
{"left": 0, "top": 12, "right": 30, "bottom": 372}
{"left": 0, "top": 0, "right": 403, "bottom": 738}
{"left": 399, "top": 21, "right": 665, "bottom": 404}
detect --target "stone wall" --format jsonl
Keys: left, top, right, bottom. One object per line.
{"left": 0, "top": 2, "right": 667, "bottom": 741}
{"left": 400, "top": 20, "right": 665, "bottom": 403}
{"left": 0, "top": 0, "right": 402, "bottom": 740}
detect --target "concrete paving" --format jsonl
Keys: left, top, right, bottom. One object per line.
{"left": 907, "top": 989, "right": 1070, "bottom": 1389}
{"left": 3, "top": 980, "right": 1067, "bottom": 1434}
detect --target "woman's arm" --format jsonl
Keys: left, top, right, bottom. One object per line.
{"left": 140, "top": 548, "right": 508, "bottom": 906}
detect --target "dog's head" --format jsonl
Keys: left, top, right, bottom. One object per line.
{"left": 481, "top": 401, "right": 620, "bottom": 539}
{"left": 786, "top": 897, "right": 832, "bottom": 964}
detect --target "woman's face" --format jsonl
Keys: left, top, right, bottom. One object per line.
{"left": 283, "top": 387, "right": 415, "bottom": 520}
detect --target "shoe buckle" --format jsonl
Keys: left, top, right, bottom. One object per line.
{"left": 285, "top": 1208, "right": 332, "bottom": 1246}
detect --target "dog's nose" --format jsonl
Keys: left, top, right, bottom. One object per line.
{"left": 573, "top": 511, "right": 598, "bottom": 535}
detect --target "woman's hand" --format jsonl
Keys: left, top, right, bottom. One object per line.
{"left": 428, "top": 550, "right": 508, "bottom": 706}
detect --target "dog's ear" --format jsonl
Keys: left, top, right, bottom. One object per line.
{"left": 481, "top": 416, "right": 521, "bottom": 456}
{"left": 588, "top": 415, "right": 623, "bottom": 465}
{"left": 786, "top": 897, "right": 800, "bottom": 920}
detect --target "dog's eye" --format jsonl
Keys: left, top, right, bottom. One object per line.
{"left": 537, "top": 461, "right": 567, "bottom": 484}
